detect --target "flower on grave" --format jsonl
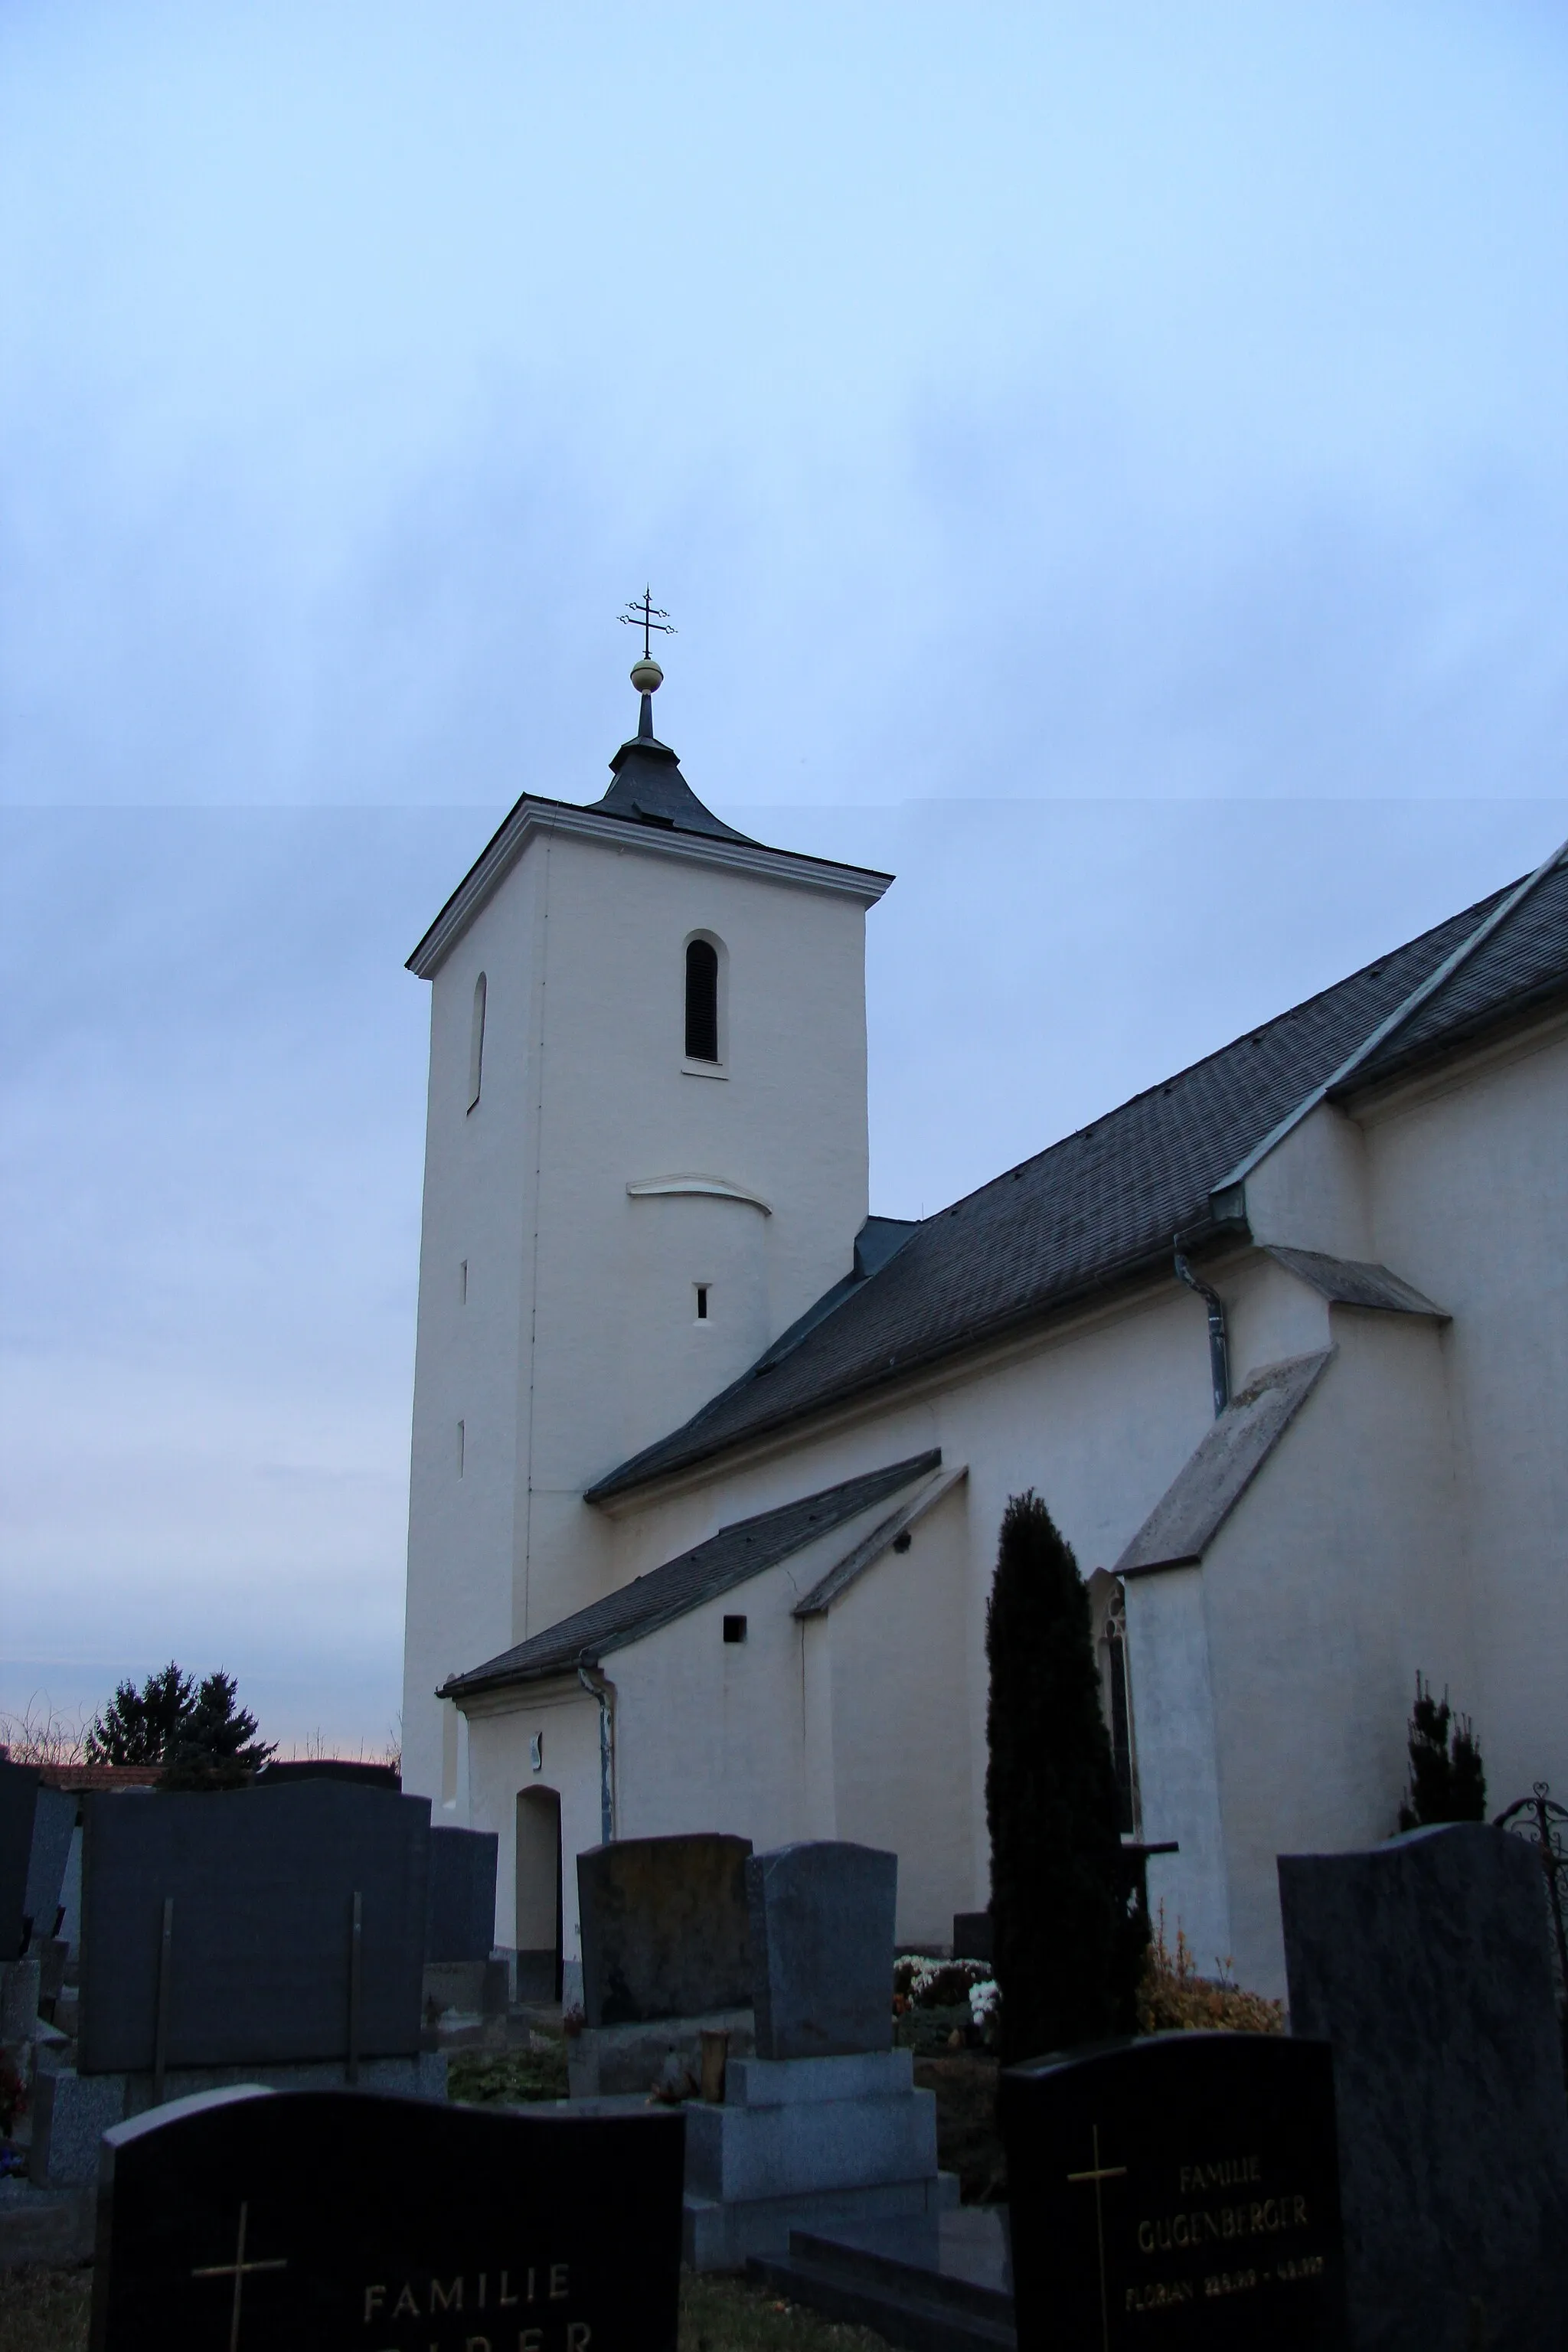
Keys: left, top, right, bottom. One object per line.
{"left": 893, "top": 1954, "right": 994, "bottom": 2010}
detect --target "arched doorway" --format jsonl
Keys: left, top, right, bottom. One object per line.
{"left": 515, "top": 1785, "right": 563, "bottom": 2003}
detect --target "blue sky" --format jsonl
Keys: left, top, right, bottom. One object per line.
{"left": 3, "top": 4, "right": 1566, "bottom": 1753}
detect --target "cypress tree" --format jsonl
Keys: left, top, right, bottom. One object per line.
{"left": 985, "top": 1491, "right": 1145, "bottom": 2066}
{"left": 1397, "top": 1673, "right": 1487, "bottom": 1831}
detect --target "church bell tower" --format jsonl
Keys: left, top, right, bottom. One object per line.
{"left": 399, "top": 618, "right": 893, "bottom": 1805}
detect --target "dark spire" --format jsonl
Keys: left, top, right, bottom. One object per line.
{"left": 588, "top": 595, "right": 756, "bottom": 844}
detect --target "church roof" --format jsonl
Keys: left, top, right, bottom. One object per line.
{"left": 438, "top": 1452, "right": 941, "bottom": 1699}
{"left": 407, "top": 697, "right": 892, "bottom": 978}
{"left": 587, "top": 844, "right": 1568, "bottom": 1504}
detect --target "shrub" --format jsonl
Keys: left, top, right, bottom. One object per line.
{"left": 985, "top": 1491, "right": 1146, "bottom": 2064}
{"left": 1135, "top": 1906, "right": 1283, "bottom": 2036}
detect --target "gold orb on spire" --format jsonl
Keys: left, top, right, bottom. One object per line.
{"left": 629, "top": 653, "right": 665, "bottom": 694}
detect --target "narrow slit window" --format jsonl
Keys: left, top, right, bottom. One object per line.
{"left": 457, "top": 1419, "right": 466, "bottom": 1478}
{"left": 723, "top": 1615, "right": 747, "bottom": 1645}
{"left": 467, "top": 973, "right": 488, "bottom": 1111}
{"left": 684, "top": 939, "right": 719, "bottom": 1062}
{"left": 695, "top": 1284, "right": 710, "bottom": 1321}
{"left": 459, "top": 1259, "right": 468, "bottom": 1304}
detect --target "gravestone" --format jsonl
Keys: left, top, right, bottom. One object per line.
{"left": 0, "top": 1760, "right": 40, "bottom": 1960}
{"left": 951, "top": 1909, "right": 992, "bottom": 1965}
{"left": 24, "top": 1787, "right": 77, "bottom": 1945}
{"left": 1279, "top": 1822, "right": 1568, "bottom": 2351}
{"left": 91, "top": 2084, "right": 684, "bottom": 2352}
{"left": 746, "top": 1841, "right": 895, "bottom": 2060}
{"left": 426, "top": 1827, "right": 498, "bottom": 1962}
{"left": 79, "top": 1781, "right": 430, "bottom": 2069}
{"left": 1000, "top": 2033, "right": 1347, "bottom": 2349}
{"left": 577, "top": 1834, "right": 752, "bottom": 2027}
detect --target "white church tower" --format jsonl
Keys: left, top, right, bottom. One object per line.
{"left": 400, "top": 622, "right": 893, "bottom": 1806}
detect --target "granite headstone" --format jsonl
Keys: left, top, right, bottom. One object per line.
{"left": 952, "top": 1909, "right": 992, "bottom": 1965}
{"left": 426, "top": 1828, "right": 499, "bottom": 1963}
{"left": 24, "top": 1786, "right": 77, "bottom": 1945}
{"left": 1279, "top": 1821, "right": 1568, "bottom": 2351}
{"left": 746, "top": 1841, "right": 896, "bottom": 2060}
{"left": 79, "top": 1782, "right": 430, "bottom": 2071}
{"left": 0, "top": 1759, "right": 40, "bottom": 1960}
{"left": 1001, "top": 2032, "right": 1347, "bottom": 2349}
{"left": 91, "top": 2084, "right": 684, "bottom": 2352}
{"left": 577, "top": 1834, "right": 752, "bottom": 2028}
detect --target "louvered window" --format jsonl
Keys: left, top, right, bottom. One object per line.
{"left": 685, "top": 939, "right": 720, "bottom": 1061}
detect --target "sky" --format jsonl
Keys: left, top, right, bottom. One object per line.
{"left": 3, "top": 3, "right": 1566, "bottom": 1755}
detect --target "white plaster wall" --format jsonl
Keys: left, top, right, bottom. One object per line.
{"left": 1221, "top": 1255, "right": 1333, "bottom": 1387}
{"left": 401, "top": 861, "right": 541, "bottom": 1801}
{"left": 1199, "top": 1308, "right": 1469, "bottom": 1996}
{"left": 825, "top": 1480, "right": 974, "bottom": 1943}
{"left": 596, "top": 1276, "right": 1220, "bottom": 1932}
{"left": 1243, "top": 1100, "right": 1373, "bottom": 1259}
{"left": 1122, "top": 1566, "right": 1230, "bottom": 1974}
{"left": 462, "top": 1684, "right": 603, "bottom": 1958}
{"left": 1357, "top": 1020, "right": 1568, "bottom": 1811}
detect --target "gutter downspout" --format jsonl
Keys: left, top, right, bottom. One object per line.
{"left": 577, "top": 1661, "right": 615, "bottom": 1844}
{"left": 1174, "top": 1253, "right": 1230, "bottom": 1419}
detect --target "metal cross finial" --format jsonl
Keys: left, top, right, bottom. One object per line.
{"left": 619, "top": 588, "right": 676, "bottom": 659}
{"left": 191, "top": 2201, "right": 289, "bottom": 2352}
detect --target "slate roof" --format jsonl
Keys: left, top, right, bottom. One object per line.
{"left": 1259, "top": 1248, "right": 1447, "bottom": 1318}
{"left": 439, "top": 1452, "right": 941, "bottom": 1698}
{"left": 1115, "top": 1351, "right": 1334, "bottom": 1577}
{"left": 588, "top": 845, "right": 1568, "bottom": 1503}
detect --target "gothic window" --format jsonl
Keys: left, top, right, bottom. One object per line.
{"left": 1092, "top": 1573, "right": 1140, "bottom": 1838}
{"left": 467, "top": 972, "right": 487, "bottom": 1111}
{"left": 685, "top": 937, "right": 720, "bottom": 1062}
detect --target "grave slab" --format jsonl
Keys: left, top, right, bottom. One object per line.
{"left": 566, "top": 2008, "right": 754, "bottom": 2099}
{"left": 426, "top": 1826, "right": 499, "bottom": 1962}
{"left": 1279, "top": 1821, "right": 1568, "bottom": 2351}
{"left": 746, "top": 1841, "right": 896, "bottom": 2060}
{"left": 748, "top": 2207, "right": 1016, "bottom": 2352}
{"left": 1000, "top": 2031, "right": 1347, "bottom": 2350}
{"left": 79, "top": 1782, "right": 430, "bottom": 2071}
{"left": 577, "top": 1834, "right": 752, "bottom": 2027}
{"left": 23, "top": 1788, "right": 76, "bottom": 1947}
{"left": 90, "top": 2083, "right": 684, "bottom": 2352}
{"left": 33, "top": 2053, "right": 447, "bottom": 2186}
{"left": 0, "top": 1762, "right": 39, "bottom": 1962}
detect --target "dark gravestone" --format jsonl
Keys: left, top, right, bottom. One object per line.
{"left": 426, "top": 1828, "right": 499, "bottom": 1962}
{"left": 79, "top": 1782, "right": 430, "bottom": 2071}
{"left": 952, "top": 1909, "right": 992, "bottom": 1965}
{"left": 92, "top": 2085, "right": 684, "bottom": 2352}
{"left": 746, "top": 1841, "right": 896, "bottom": 2060}
{"left": 24, "top": 1786, "right": 77, "bottom": 1943}
{"left": 1279, "top": 1822, "right": 1568, "bottom": 2352}
{"left": 1000, "top": 2034, "right": 1346, "bottom": 2350}
{"left": 0, "top": 1759, "right": 40, "bottom": 1960}
{"left": 577, "top": 1834, "right": 751, "bottom": 2028}
{"left": 258, "top": 1760, "right": 401, "bottom": 1791}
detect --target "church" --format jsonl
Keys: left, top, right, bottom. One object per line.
{"left": 400, "top": 648, "right": 1568, "bottom": 2004}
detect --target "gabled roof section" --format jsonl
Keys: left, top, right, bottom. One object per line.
{"left": 588, "top": 851, "right": 1568, "bottom": 1503}
{"left": 439, "top": 1452, "right": 940, "bottom": 1700}
{"left": 1115, "top": 1351, "right": 1334, "bottom": 1578}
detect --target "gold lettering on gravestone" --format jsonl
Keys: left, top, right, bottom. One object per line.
{"left": 1066, "top": 2125, "right": 1129, "bottom": 2352}
{"left": 190, "top": 2201, "right": 290, "bottom": 2352}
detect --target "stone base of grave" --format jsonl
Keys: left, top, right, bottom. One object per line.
{"left": 746, "top": 2207, "right": 1015, "bottom": 2352}
{"left": 567, "top": 2007, "right": 755, "bottom": 2099}
{"left": 0, "top": 2180, "right": 96, "bottom": 2269}
{"left": 422, "top": 1958, "right": 510, "bottom": 2046}
{"left": 681, "top": 2049, "right": 957, "bottom": 2271}
{"left": 32, "top": 2051, "right": 448, "bottom": 2187}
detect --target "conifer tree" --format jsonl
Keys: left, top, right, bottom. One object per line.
{"left": 162, "top": 1671, "right": 275, "bottom": 1790}
{"left": 1398, "top": 1673, "right": 1486, "bottom": 1830}
{"left": 85, "top": 1663, "right": 194, "bottom": 1766}
{"left": 985, "top": 1491, "right": 1146, "bottom": 2066}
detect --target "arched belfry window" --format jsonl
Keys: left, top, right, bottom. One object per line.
{"left": 468, "top": 972, "right": 487, "bottom": 1112}
{"left": 684, "top": 937, "right": 720, "bottom": 1063}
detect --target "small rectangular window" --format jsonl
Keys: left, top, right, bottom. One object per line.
{"left": 457, "top": 1419, "right": 466, "bottom": 1478}
{"left": 467, "top": 972, "right": 487, "bottom": 1112}
{"left": 459, "top": 1259, "right": 468, "bottom": 1304}
{"left": 723, "top": 1615, "right": 747, "bottom": 1645}
{"left": 695, "top": 1284, "right": 710, "bottom": 1321}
